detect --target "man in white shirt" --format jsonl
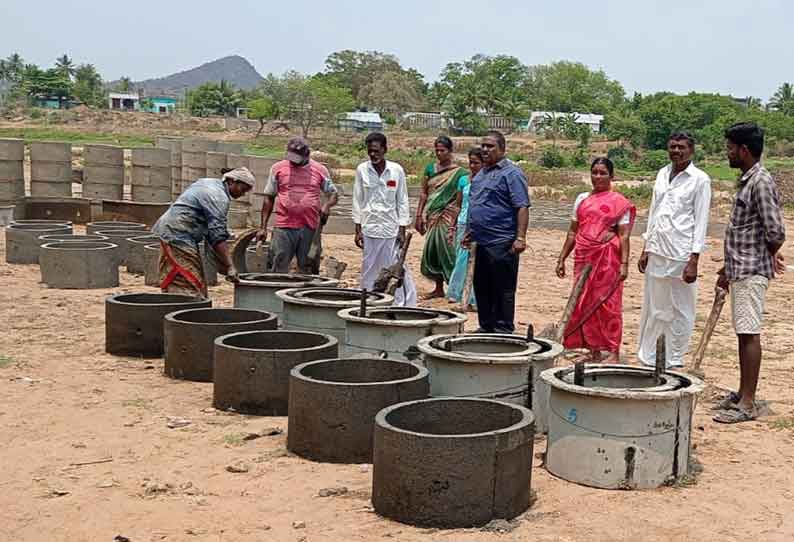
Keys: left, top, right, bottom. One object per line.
{"left": 352, "top": 132, "right": 417, "bottom": 307}
{"left": 637, "top": 131, "right": 712, "bottom": 367}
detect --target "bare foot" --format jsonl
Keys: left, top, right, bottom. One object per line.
{"left": 421, "top": 290, "right": 445, "bottom": 300}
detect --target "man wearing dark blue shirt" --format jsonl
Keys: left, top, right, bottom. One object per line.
{"left": 464, "top": 131, "right": 530, "bottom": 333}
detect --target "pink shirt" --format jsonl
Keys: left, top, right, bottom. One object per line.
{"left": 262, "top": 159, "right": 337, "bottom": 230}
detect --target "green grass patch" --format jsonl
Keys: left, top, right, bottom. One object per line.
{"left": 0, "top": 127, "right": 154, "bottom": 147}
{"left": 222, "top": 432, "right": 248, "bottom": 447}
{"left": 0, "top": 355, "right": 14, "bottom": 368}
{"left": 768, "top": 417, "right": 794, "bottom": 431}
{"left": 120, "top": 398, "right": 152, "bottom": 410}
{"left": 615, "top": 183, "right": 655, "bottom": 205}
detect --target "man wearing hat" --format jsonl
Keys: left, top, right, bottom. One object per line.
{"left": 257, "top": 137, "right": 339, "bottom": 274}
{"left": 152, "top": 167, "right": 255, "bottom": 297}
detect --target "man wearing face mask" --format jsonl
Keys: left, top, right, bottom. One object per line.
{"left": 637, "top": 131, "right": 711, "bottom": 368}
{"left": 352, "top": 132, "right": 417, "bottom": 307}
{"left": 257, "top": 137, "right": 338, "bottom": 274}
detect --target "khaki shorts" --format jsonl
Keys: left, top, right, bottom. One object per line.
{"left": 730, "top": 275, "right": 769, "bottom": 335}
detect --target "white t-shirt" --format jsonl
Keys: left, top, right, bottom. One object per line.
{"left": 571, "top": 192, "right": 631, "bottom": 225}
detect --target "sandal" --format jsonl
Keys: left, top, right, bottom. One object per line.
{"left": 713, "top": 406, "right": 757, "bottom": 424}
{"left": 711, "top": 391, "right": 740, "bottom": 411}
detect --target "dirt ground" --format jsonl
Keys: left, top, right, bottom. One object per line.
{"left": 2, "top": 220, "right": 794, "bottom": 542}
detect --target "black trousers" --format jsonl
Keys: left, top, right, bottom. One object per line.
{"left": 473, "top": 241, "right": 519, "bottom": 333}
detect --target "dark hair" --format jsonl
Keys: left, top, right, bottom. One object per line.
{"left": 725, "top": 122, "right": 764, "bottom": 159}
{"left": 434, "top": 135, "right": 454, "bottom": 151}
{"left": 591, "top": 157, "right": 614, "bottom": 177}
{"left": 485, "top": 130, "right": 506, "bottom": 151}
{"left": 468, "top": 147, "right": 484, "bottom": 161}
{"left": 668, "top": 131, "right": 695, "bottom": 148}
{"left": 220, "top": 167, "right": 234, "bottom": 175}
{"left": 365, "top": 132, "right": 388, "bottom": 149}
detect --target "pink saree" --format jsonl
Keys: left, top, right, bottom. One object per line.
{"left": 563, "top": 191, "right": 636, "bottom": 354}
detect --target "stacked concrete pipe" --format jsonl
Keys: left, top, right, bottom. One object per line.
{"left": 86, "top": 221, "right": 147, "bottom": 235}
{"left": 244, "top": 244, "right": 270, "bottom": 273}
{"left": 143, "top": 243, "right": 161, "bottom": 287}
{"left": 126, "top": 234, "right": 161, "bottom": 274}
{"left": 541, "top": 364, "right": 704, "bottom": 490}
{"left": 213, "top": 330, "right": 338, "bottom": 415}
{"left": 417, "top": 333, "right": 563, "bottom": 434}
{"left": 164, "top": 307, "right": 277, "bottom": 382}
{"left": 5, "top": 223, "right": 73, "bottom": 264}
{"left": 338, "top": 307, "right": 466, "bottom": 360}
{"left": 233, "top": 274, "right": 340, "bottom": 320}
{"left": 40, "top": 241, "right": 120, "bottom": 289}
{"left": 288, "top": 358, "right": 429, "bottom": 463}
{"left": 277, "top": 287, "right": 393, "bottom": 345}
{"left": 94, "top": 229, "right": 151, "bottom": 265}
{"left": 105, "top": 293, "right": 211, "bottom": 357}
{"left": 372, "top": 397, "right": 535, "bottom": 528}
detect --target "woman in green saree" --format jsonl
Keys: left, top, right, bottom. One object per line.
{"left": 415, "top": 136, "right": 468, "bottom": 299}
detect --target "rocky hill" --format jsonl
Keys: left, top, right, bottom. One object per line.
{"left": 128, "top": 55, "right": 264, "bottom": 96}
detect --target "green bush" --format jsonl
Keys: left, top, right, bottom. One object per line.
{"left": 569, "top": 149, "right": 588, "bottom": 168}
{"left": 616, "top": 182, "right": 654, "bottom": 204}
{"left": 29, "top": 108, "right": 43, "bottom": 120}
{"left": 639, "top": 149, "right": 669, "bottom": 171}
{"left": 607, "top": 146, "right": 634, "bottom": 170}
{"left": 539, "top": 146, "right": 567, "bottom": 168}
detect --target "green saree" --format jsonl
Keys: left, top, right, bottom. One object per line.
{"left": 420, "top": 163, "right": 467, "bottom": 283}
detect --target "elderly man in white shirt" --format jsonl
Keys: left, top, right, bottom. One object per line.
{"left": 352, "top": 132, "right": 417, "bottom": 307}
{"left": 637, "top": 131, "right": 712, "bottom": 367}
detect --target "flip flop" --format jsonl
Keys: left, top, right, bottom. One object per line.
{"left": 713, "top": 406, "right": 756, "bottom": 424}
{"left": 711, "top": 391, "right": 740, "bottom": 411}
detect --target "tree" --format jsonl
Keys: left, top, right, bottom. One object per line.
{"left": 525, "top": 61, "right": 625, "bottom": 113}
{"left": 116, "top": 76, "right": 133, "bottom": 92}
{"left": 55, "top": 54, "right": 75, "bottom": 79}
{"left": 186, "top": 80, "right": 242, "bottom": 117}
{"left": 72, "top": 64, "right": 104, "bottom": 107}
{"left": 358, "top": 71, "right": 426, "bottom": 114}
{"left": 247, "top": 97, "right": 276, "bottom": 137}
{"left": 18, "top": 66, "right": 73, "bottom": 106}
{"left": 769, "top": 83, "right": 794, "bottom": 116}
{"left": 538, "top": 113, "right": 565, "bottom": 146}
{"left": 604, "top": 110, "right": 646, "bottom": 148}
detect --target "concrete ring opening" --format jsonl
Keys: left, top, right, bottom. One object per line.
{"left": 41, "top": 241, "right": 117, "bottom": 251}
{"left": 106, "top": 293, "right": 211, "bottom": 357}
{"left": 287, "top": 358, "right": 430, "bottom": 463}
{"left": 164, "top": 308, "right": 277, "bottom": 382}
{"left": 38, "top": 234, "right": 109, "bottom": 243}
{"left": 424, "top": 334, "right": 541, "bottom": 357}
{"left": 213, "top": 330, "right": 339, "bottom": 415}
{"left": 541, "top": 363, "right": 704, "bottom": 490}
{"left": 94, "top": 229, "right": 152, "bottom": 238}
{"left": 11, "top": 219, "right": 72, "bottom": 226}
{"left": 86, "top": 221, "right": 146, "bottom": 235}
{"left": 292, "top": 288, "right": 389, "bottom": 304}
{"left": 372, "top": 397, "right": 535, "bottom": 528}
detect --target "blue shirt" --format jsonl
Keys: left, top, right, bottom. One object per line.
{"left": 467, "top": 159, "right": 530, "bottom": 246}
{"left": 153, "top": 178, "right": 232, "bottom": 248}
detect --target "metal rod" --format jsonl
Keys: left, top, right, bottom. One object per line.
{"left": 655, "top": 333, "right": 666, "bottom": 382}
{"left": 573, "top": 361, "right": 585, "bottom": 386}
{"left": 359, "top": 288, "right": 367, "bottom": 318}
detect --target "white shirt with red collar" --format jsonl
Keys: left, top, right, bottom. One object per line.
{"left": 352, "top": 160, "right": 411, "bottom": 239}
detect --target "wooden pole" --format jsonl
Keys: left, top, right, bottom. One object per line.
{"left": 655, "top": 333, "right": 666, "bottom": 382}
{"left": 359, "top": 288, "right": 367, "bottom": 318}
{"left": 573, "top": 361, "right": 585, "bottom": 386}
{"left": 691, "top": 287, "right": 728, "bottom": 377}
{"left": 552, "top": 263, "right": 593, "bottom": 342}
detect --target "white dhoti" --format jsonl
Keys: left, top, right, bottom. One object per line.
{"left": 637, "top": 254, "right": 697, "bottom": 368}
{"left": 361, "top": 236, "right": 417, "bottom": 307}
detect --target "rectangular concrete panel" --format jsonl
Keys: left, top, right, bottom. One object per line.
{"left": 30, "top": 142, "right": 72, "bottom": 163}
{"left": 131, "top": 186, "right": 171, "bottom": 203}
{"left": 131, "top": 148, "right": 170, "bottom": 168}
{"left": 82, "top": 182, "right": 123, "bottom": 200}
{"left": 205, "top": 151, "right": 227, "bottom": 178}
{"left": 0, "top": 138, "right": 25, "bottom": 161}
{"left": 182, "top": 138, "right": 217, "bottom": 153}
{"left": 84, "top": 144, "right": 124, "bottom": 166}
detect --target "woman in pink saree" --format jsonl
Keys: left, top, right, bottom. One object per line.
{"left": 556, "top": 158, "right": 636, "bottom": 361}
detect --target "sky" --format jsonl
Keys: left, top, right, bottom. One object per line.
{"left": 2, "top": 0, "right": 792, "bottom": 101}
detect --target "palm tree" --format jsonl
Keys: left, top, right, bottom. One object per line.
{"left": 55, "top": 54, "right": 75, "bottom": 79}
{"left": 117, "top": 76, "right": 132, "bottom": 92}
{"left": 3, "top": 53, "right": 24, "bottom": 82}
{"left": 769, "top": 83, "right": 794, "bottom": 116}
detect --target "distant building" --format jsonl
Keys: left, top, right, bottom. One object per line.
{"left": 523, "top": 111, "right": 604, "bottom": 134}
{"left": 339, "top": 112, "right": 384, "bottom": 132}
{"left": 143, "top": 96, "right": 177, "bottom": 113}
{"left": 401, "top": 111, "right": 450, "bottom": 130}
{"left": 32, "top": 96, "right": 76, "bottom": 109}
{"left": 108, "top": 92, "right": 140, "bottom": 111}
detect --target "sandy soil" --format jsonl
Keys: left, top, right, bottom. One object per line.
{"left": 2, "top": 222, "right": 794, "bottom": 542}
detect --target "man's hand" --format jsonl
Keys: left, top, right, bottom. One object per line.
{"left": 414, "top": 216, "right": 426, "bottom": 235}
{"left": 638, "top": 251, "right": 649, "bottom": 274}
{"left": 510, "top": 238, "right": 527, "bottom": 255}
{"left": 682, "top": 255, "right": 699, "bottom": 284}
{"left": 255, "top": 228, "right": 268, "bottom": 244}
{"left": 354, "top": 229, "right": 364, "bottom": 250}
{"left": 716, "top": 267, "right": 729, "bottom": 292}
{"left": 225, "top": 266, "right": 240, "bottom": 284}
{"left": 320, "top": 205, "right": 330, "bottom": 226}
{"left": 619, "top": 262, "right": 629, "bottom": 281}
{"left": 396, "top": 227, "right": 406, "bottom": 249}
{"left": 775, "top": 253, "right": 786, "bottom": 275}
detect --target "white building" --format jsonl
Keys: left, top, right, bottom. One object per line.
{"left": 526, "top": 111, "right": 604, "bottom": 133}
{"left": 108, "top": 92, "right": 140, "bottom": 111}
